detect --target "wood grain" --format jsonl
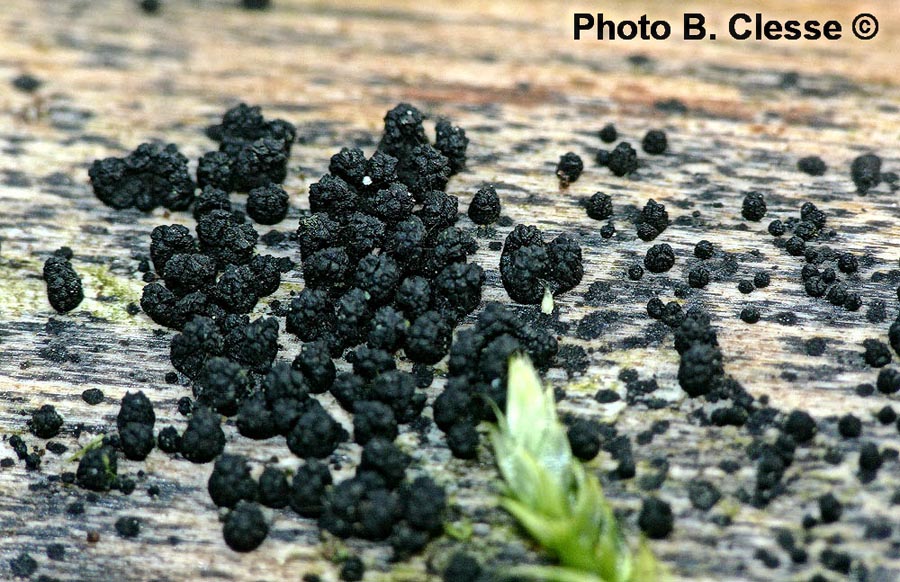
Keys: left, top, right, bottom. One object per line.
{"left": 1, "top": 1, "right": 898, "bottom": 581}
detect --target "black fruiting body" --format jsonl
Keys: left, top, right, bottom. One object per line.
{"left": 31, "top": 405, "right": 63, "bottom": 439}
{"left": 88, "top": 143, "right": 195, "bottom": 211}
{"left": 500, "top": 225, "right": 583, "bottom": 304}
{"left": 180, "top": 406, "right": 226, "bottom": 463}
{"left": 208, "top": 454, "right": 258, "bottom": 508}
{"left": 224, "top": 317, "right": 280, "bottom": 373}
{"left": 606, "top": 142, "right": 638, "bottom": 176}
{"left": 637, "top": 199, "right": 668, "bottom": 241}
{"left": 258, "top": 466, "right": 289, "bottom": 508}
{"left": 223, "top": 501, "right": 268, "bottom": 552}
{"left": 644, "top": 244, "right": 675, "bottom": 273}
{"left": 642, "top": 130, "right": 667, "bottom": 155}
{"left": 246, "top": 183, "right": 289, "bottom": 225}
{"left": 742, "top": 192, "right": 767, "bottom": 221}
{"left": 197, "top": 152, "right": 235, "bottom": 192}
{"left": 293, "top": 340, "right": 337, "bottom": 393}
{"left": 851, "top": 153, "right": 881, "bottom": 194}
{"left": 197, "top": 210, "right": 259, "bottom": 267}
{"left": 585, "top": 192, "right": 613, "bottom": 221}
{"left": 598, "top": 123, "right": 617, "bottom": 143}
{"left": 207, "top": 105, "right": 295, "bottom": 155}
{"left": 556, "top": 152, "right": 583, "bottom": 185}
{"left": 76, "top": 446, "right": 117, "bottom": 491}
{"left": 798, "top": 156, "right": 827, "bottom": 176}
{"left": 43, "top": 255, "right": 83, "bottom": 313}
{"left": 150, "top": 224, "right": 196, "bottom": 274}
{"left": 404, "top": 311, "right": 452, "bottom": 364}
{"left": 434, "top": 119, "right": 469, "bottom": 174}
{"left": 193, "top": 357, "right": 253, "bottom": 416}
{"left": 289, "top": 459, "right": 332, "bottom": 517}
{"left": 286, "top": 400, "right": 347, "bottom": 458}
{"left": 468, "top": 185, "right": 501, "bottom": 225}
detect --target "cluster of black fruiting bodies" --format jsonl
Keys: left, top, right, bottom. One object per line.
{"left": 61, "top": 102, "right": 541, "bottom": 560}
{"left": 766, "top": 199, "right": 862, "bottom": 311}
{"left": 88, "top": 103, "right": 296, "bottom": 211}
{"left": 137, "top": 103, "right": 474, "bottom": 554}
{"left": 498, "top": 225, "right": 583, "bottom": 304}
{"left": 433, "top": 303, "right": 558, "bottom": 458}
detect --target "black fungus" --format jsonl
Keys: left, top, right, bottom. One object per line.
{"left": 862, "top": 339, "right": 891, "bottom": 368}
{"left": 598, "top": 123, "right": 617, "bottom": 143}
{"left": 292, "top": 341, "right": 336, "bottom": 393}
{"left": 740, "top": 306, "right": 760, "bottom": 323}
{"left": 286, "top": 401, "right": 347, "bottom": 458}
{"left": 289, "top": 459, "right": 332, "bottom": 517}
{"left": 797, "top": 156, "right": 827, "bottom": 176}
{"left": 785, "top": 236, "right": 805, "bottom": 256}
{"left": 10, "top": 552, "right": 38, "bottom": 578}
{"left": 642, "top": 130, "right": 667, "bottom": 155}
{"left": 223, "top": 501, "right": 268, "bottom": 552}
{"left": 606, "top": 142, "right": 638, "bottom": 176}
{"left": 678, "top": 344, "right": 722, "bottom": 397}
{"left": 767, "top": 220, "right": 785, "bottom": 237}
{"left": 859, "top": 442, "right": 883, "bottom": 473}
{"left": 782, "top": 410, "right": 816, "bottom": 444}
{"left": 258, "top": 466, "right": 289, "bottom": 509}
{"left": 555, "top": 152, "right": 583, "bottom": 185}
{"left": 193, "top": 357, "right": 253, "bottom": 416}
{"left": 157, "top": 426, "right": 181, "bottom": 453}
{"left": 340, "top": 556, "right": 365, "bottom": 582}
{"left": 169, "top": 317, "right": 225, "bottom": 379}
{"left": 246, "top": 184, "right": 289, "bottom": 225}
{"left": 82, "top": 389, "right": 104, "bottom": 405}
{"left": 88, "top": 143, "right": 195, "bottom": 211}
{"left": 115, "top": 516, "right": 141, "bottom": 538}
{"left": 637, "top": 199, "right": 669, "bottom": 241}
{"left": 837, "top": 252, "right": 858, "bottom": 273}
{"left": 31, "top": 405, "right": 63, "bottom": 439}
{"left": 434, "top": 119, "right": 469, "bottom": 174}
{"left": 688, "top": 267, "right": 709, "bottom": 288}
{"left": 225, "top": 317, "right": 280, "bottom": 373}
{"left": 851, "top": 153, "right": 881, "bottom": 194}
{"left": 208, "top": 454, "right": 258, "bottom": 508}
{"left": 687, "top": 480, "right": 721, "bottom": 511}
{"left": 76, "top": 446, "right": 117, "bottom": 491}
{"left": 837, "top": 414, "right": 861, "bottom": 438}
{"left": 694, "top": 240, "right": 714, "bottom": 259}
{"left": 353, "top": 401, "right": 399, "bottom": 445}
{"left": 741, "top": 192, "right": 767, "bottom": 221}
{"left": 876, "top": 368, "right": 900, "bottom": 394}
{"left": 359, "top": 438, "right": 410, "bottom": 489}
{"left": 585, "top": 192, "right": 613, "bottom": 221}
{"left": 638, "top": 497, "right": 673, "bottom": 539}
{"left": 404, "top": 311, "right": 452, "bottom": 364}
{"left": 180, "top": 406, "right": 226, "bottom": 463}
{"left": 877, "top": 406, "right": 897, "bottom": 425}
{"left": 818, "top": 493, "right": 842, "bottom": 523}
{"left": 197, "top": 210, "right": 259, "bottom": 267}
{"left": 43, "top": 255, "right": 83, "bottom": 313}
{"left": 12, "top": 74, "right": 42, "bottom": 93}
{"left": 644, "top": 244, "right": 675, "bottom": 273}
{"left": 567, "top": 419, "right": 600, "bottom": 461}
{"left": 194, "top": 187, "right": 233, "bottom": 222}
{"left": 197, "top": 152, "right": 235, "bottom": 192}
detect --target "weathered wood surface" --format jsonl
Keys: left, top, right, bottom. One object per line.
{"left": 1, "top": 1, "right": 899, "bottom": 581}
